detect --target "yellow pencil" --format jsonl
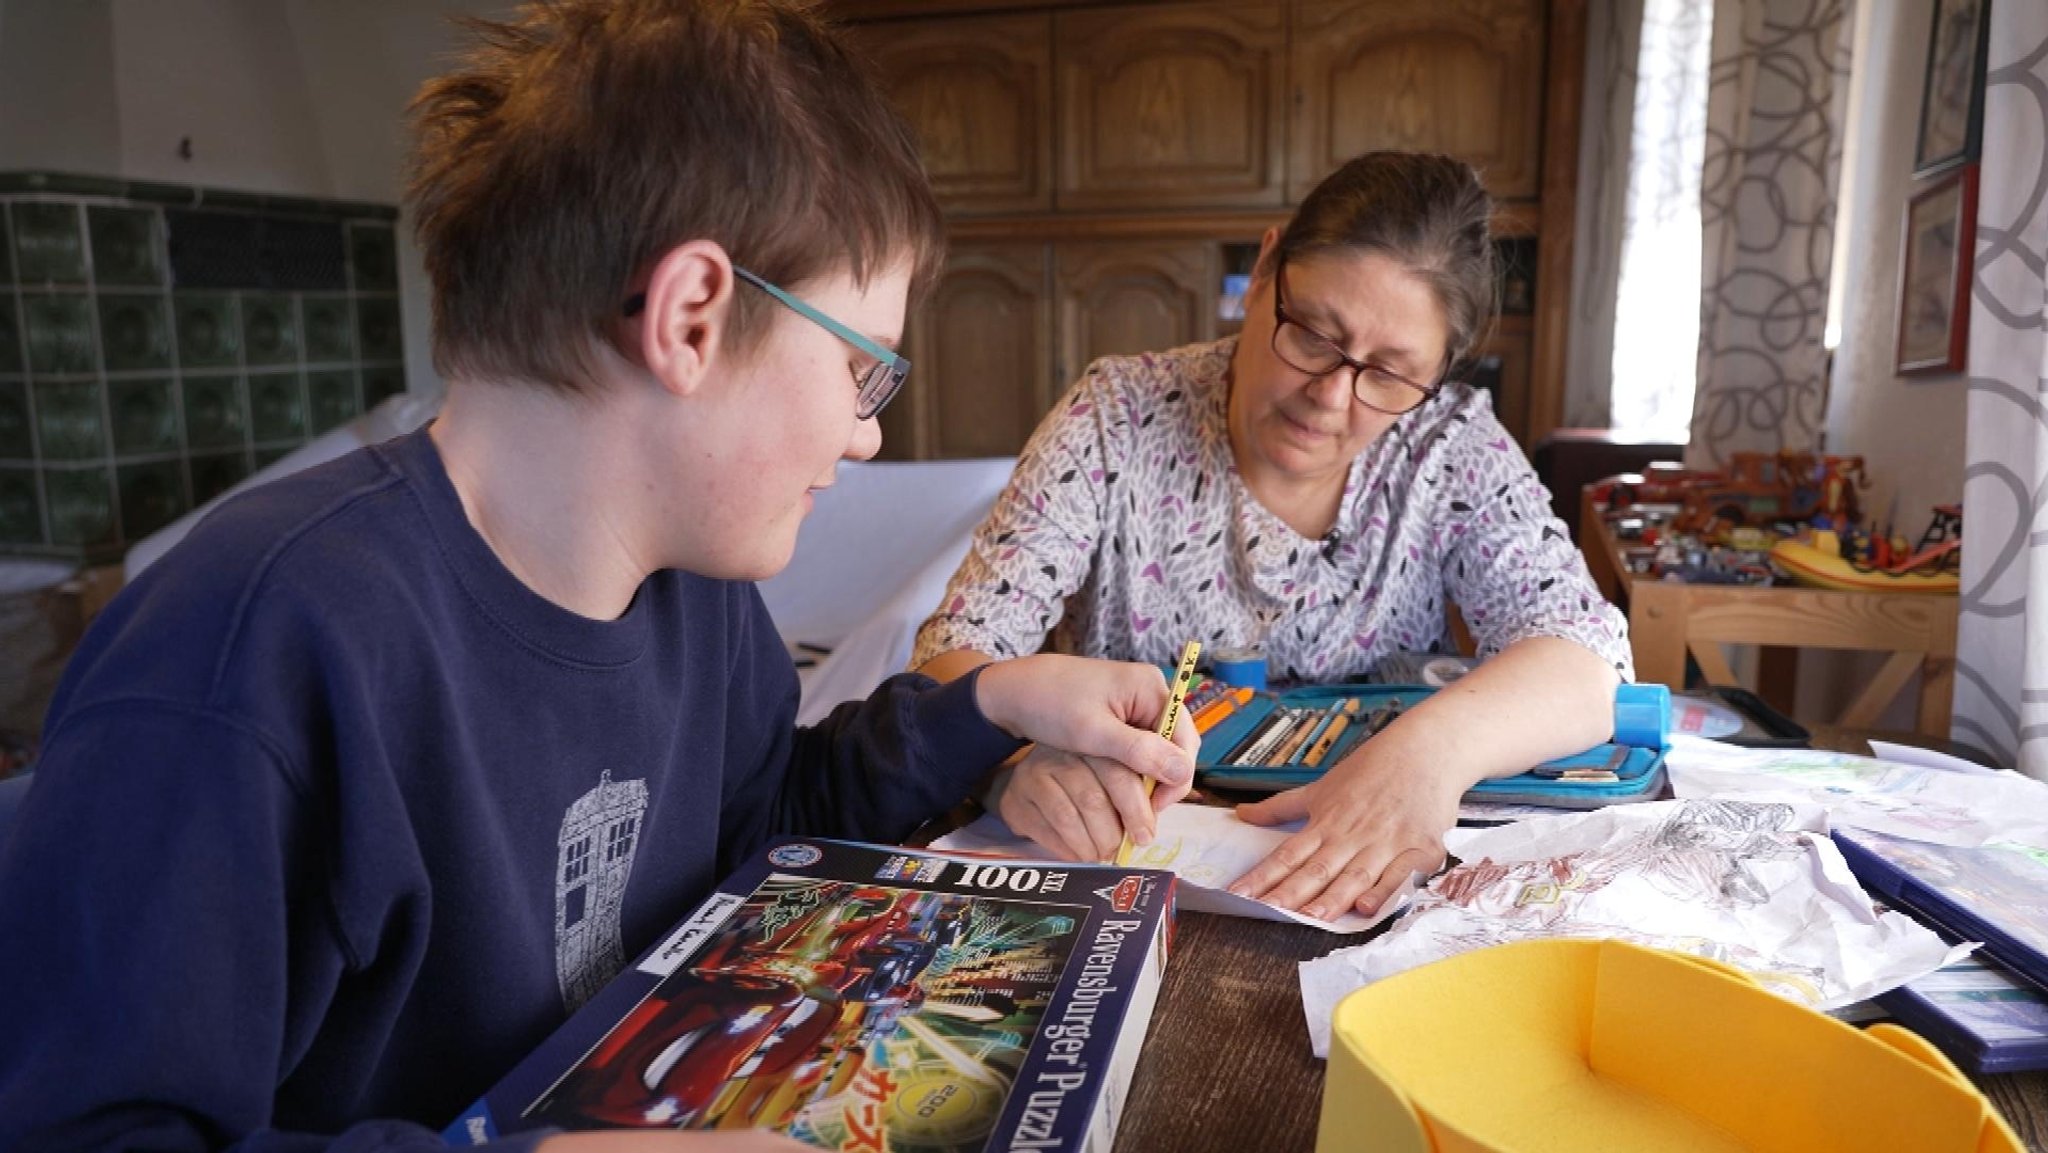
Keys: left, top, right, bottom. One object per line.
{"left": 1115, "top": 640, "right": 1202, "bottom": 866}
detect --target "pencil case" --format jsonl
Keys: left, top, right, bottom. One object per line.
{"left": 1194, "top": 683, "right": 1669, "bottom": 810}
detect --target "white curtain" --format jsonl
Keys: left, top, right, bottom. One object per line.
{"left": 1564, "top": 0, "right": 1642, "bottom": 429}
{"left": 1955, "top": 2, "right": 2048, "bottom": 778}
{"left": 1689, "top": 0, "right": 1856, "bottom": 468}
{"left": 1610, "top": 0, "right": 1712, "bottom": 437}
{"left": 1567, "top": 0, "right": 1712, "bottom": 435}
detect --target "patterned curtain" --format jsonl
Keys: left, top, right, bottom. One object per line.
{"left": 1688, "top": 0, "right": 1856, "bottom": 468}
{"left": 1956, "top": 2, "right": 2048, "bottom": 777}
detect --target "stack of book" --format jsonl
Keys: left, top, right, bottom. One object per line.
{"left": 1837, "top": 829, "right": 2048, "bottom": 1073}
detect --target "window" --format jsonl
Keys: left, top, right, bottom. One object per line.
{"left": 1610, "top": 0, "right": 1712, "bottom": 438}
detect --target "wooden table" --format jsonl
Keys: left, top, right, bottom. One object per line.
{"left": 1578, "top": 490, "right": 1959, "bottom": 738}
{"left": 1110, "top": 727, "right": 2048, "bottom": 1152}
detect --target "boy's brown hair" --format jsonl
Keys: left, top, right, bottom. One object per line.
{"left": 409, "top": 0, "right": 945, "bottom": 393}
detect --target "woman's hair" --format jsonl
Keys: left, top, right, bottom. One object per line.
{"left": 1257, "top": 151, "right": 1498, "bottom": 367}
{"left": 408, "top": 0, "right": 945, "bottom": 393}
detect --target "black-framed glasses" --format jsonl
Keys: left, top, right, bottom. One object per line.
{"left": 624, "top": 266, "right": 910, "bottom": 420}
{"left": 1271, "top": 260, "right": 1442, "bottom": 416}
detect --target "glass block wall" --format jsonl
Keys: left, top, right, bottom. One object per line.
{"left": 0, "top": 172, "right": 407, "bottom": 562}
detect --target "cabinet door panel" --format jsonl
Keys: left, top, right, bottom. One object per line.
{"left": 854, "top": 14, "right": 1053, "bottom": 215}
{"left": 1290, "top": 0, "right": 1545, "bottom": 200}
{"left": 1054, "top": 242, "right": 1219, "bottom": 384}
{"left": 890, "top": 244, "right": 1053, "bottom": 460}
{"left": 1056, "top": 2, "right": 1287, "bottom": 210}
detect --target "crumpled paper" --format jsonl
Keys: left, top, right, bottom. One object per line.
{"left": 1298, "top": 798, "right": 1971, "bottom": 1057}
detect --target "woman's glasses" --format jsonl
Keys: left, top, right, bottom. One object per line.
{"left": 1270, "top": 261, "right": 1441, "bottom": 416}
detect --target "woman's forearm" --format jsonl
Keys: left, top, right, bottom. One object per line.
{"left": 1371, "top": 636, "right": 1623, "bottom": 791}
{"left": 917, "top": 648, "right": 996, "bottom": 685}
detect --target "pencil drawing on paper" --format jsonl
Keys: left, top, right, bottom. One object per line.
{"left": 1418, "top": 800, "right": 1831, "bottom": 1002}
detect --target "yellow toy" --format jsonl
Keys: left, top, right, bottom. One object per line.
{"left": 1771, "top": 535, "right": 1960, "bottom": 594}
{"left": 1316, "top": 938, "right": 2019, "bottom": 1152}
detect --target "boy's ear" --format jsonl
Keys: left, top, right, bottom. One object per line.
{"left": 636, "top": 241, "right": 736, "bottom": 399}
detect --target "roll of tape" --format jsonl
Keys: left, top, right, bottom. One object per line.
{"left": 1210, "top": 646, "right": 1267, "bottom": 691}
{"left": 1612, "top": 683, "right": 1671, "bottom": 748}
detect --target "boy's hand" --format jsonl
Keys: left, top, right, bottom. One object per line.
{"left": 989, "top": 740, "right": 1193, "bottom": 861}
{"left": 973, "top": 655, "right": 1199, "bottom": 859}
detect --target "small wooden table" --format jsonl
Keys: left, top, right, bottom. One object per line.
{"left": 1577, "top": 490, "right": 1959, "bottom": 738}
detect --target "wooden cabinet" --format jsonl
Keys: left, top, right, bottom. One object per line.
{"left": 886, "top": 244, "right": 1053, "bottom": 460}
{"left": 853, "top": 13, "right": 1054, "bottom": 216}
{"left": 835, "top": 0, "right": 1582, "bottom": 456}
{"left": 1054, "top": 242, "right": 1219, "bottom": 382}
{"left": 1054, "top": 2, "right": 1288, "bottom": 210}
{"left": 885, "top": 241, "right": 1223, "bottom": 460}
{"left": 1288, "top": 0, "right": 1547, "bottom": 201}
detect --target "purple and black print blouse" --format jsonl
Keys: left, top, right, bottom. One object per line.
{"left": 911, "top": 338, "right": 1632, "bottom": 683}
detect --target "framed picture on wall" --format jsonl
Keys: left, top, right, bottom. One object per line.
{"left": 1896, "top": 165, "right": 1978, "bottom": 375}
{"left": 1914, "top": 0, "right": 1991, "bottom": 175}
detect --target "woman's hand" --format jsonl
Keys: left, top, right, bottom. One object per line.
{"left": 973, "top": 654, "right": 1200, "bottom": 860}
{"left": 1226, "top": 639, "right": 1620, "bottom": 918}
{"left": 1225, "top": 731, "right": 1461, "bottom": 920}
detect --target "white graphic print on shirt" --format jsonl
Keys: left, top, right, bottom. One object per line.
{"left": 554, "top": 770, "right": 648, "bottom": 1010}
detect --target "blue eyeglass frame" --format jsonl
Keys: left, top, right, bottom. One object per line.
{"left": 623, "top": 265, "right": 911, "bottom": 420}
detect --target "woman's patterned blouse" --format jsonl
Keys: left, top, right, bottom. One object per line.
{"left": 911, "top": 338, "right": 1632, "bottom": 682}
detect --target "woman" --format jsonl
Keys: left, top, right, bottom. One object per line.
{"left": 914, "top": 152, "right": 1631, "bottom": 922}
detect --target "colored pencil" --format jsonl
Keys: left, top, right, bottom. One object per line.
{"left": 1286, "top": 701, "right": 1347, "bottom": 765}
{"left": 1193, "top": 687, "right": 1255, "bottom": 733}
{"left": 1217, "top": 707, "right": 1283, "bottom": 765}
{"left": 1302, "top": 699, "right": 1363, "bottom": 766}
{"left": 1234, "top": 708, "right": 1301, "bottom": 766}
{"left": 1265, "top": 711, "right": 1321, "bottom": 765}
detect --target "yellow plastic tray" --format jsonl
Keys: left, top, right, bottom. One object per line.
{"left": 1317, "top": 939, "right": 2020, "bottom": 1153}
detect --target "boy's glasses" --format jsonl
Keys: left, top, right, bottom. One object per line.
{"left": 624, "top": 266, "right": 911, "bottom": 420}
{"left": 1271, "top": 260, "right": 1441, "bottom": 416}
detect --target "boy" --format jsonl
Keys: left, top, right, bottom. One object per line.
{"left": 0, "top": 2, "right": 1195, "bottom": 1149}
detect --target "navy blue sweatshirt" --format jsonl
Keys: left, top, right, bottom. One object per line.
{"left": 0, "top": 429, "right": 1022, "bottom": 1152}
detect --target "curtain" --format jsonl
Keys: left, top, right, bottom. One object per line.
{"left": 1611, "top": 0, "right": 1714, "bottom": 436}
{"left": 1688, "top": 0, "right": 1856, "bottom": 468}
{"left": 1955, "top": 1, "right": 2048, "bottom": 778}
{"left": 1563, "top": 0, "right": 1642, "bottom": 429}
{"left": 1569, "top": 0, "right": 1714, "bottom": 436}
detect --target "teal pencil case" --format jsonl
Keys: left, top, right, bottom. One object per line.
{"left": 1195, "top": 683, "right": 1669, "bottom": 810}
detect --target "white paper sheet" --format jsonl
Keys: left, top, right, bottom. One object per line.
{"left": 930, "top": 803, "right": 1413, "bottom": 934}
{"left": 1664, "top": 735, "right": 2048, "bottom": 850}
{"left": 1866, "top": 739, "right": 2002, "bottom": 777}
{"left": 1298, "top": 798, "right": 1972, "bottom": 1058}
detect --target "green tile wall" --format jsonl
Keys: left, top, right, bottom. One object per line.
{"left": 1, "top": 182, "right": 406, "bottom": 561}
